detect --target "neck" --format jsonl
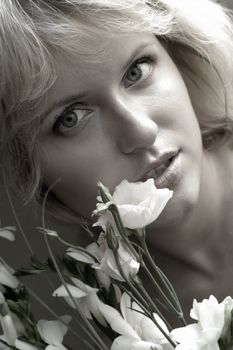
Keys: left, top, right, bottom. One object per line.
{"left": 143, "top": 143, "right": 233, "bottom": 325}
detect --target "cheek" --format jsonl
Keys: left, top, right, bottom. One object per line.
{"left": 38, "top": 136, "right": 121, "bottom": 217}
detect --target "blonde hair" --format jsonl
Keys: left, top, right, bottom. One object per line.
{"left": 1, "top": 0, "right": 233, "bottom": 223}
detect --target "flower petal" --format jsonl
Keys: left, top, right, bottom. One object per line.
{"left": 0, "top": 292, "right": 5, "bottom": 304}
{"left": 52, "top": 284, "right": 87, "bottom": 299}
{"left": 14, "top": 339, "right": 39, "bottom": 350}
{"left": 111, "top": 336, "right": 139, "bottom": 350}
{"left": 191, "top": 296, "right": 225, "bottom": 332}
{"left": 37, "top": 318, "right": 68, "bottom": 346}
{"left": 112, "top": 179, "right": 173, "bottom": 229}
{"left": 171, "top": 323, "right": 201, "bottom": 345}
{"left": 120, "top": 292, "right": 144, "bottom": 328}
{"left": 0, "top": 264, "right": 19, "bottom": 289}
{"left": 45, "top": 345, "right": 68, "bottom": 350}
{"left": 66, "top": 248, "right": 95, "bottom": 264}
{"left": 111, "top": 336, "right": 162, "bottom": 350}
{"left": 0, "top": 314, "right": 17, "bottom": 346}
{"left": 100, "top": 304, "right": 139, "bottom": 339}
{"left": 131, "top": 340, "right": 163, "bottom": 350}
{"left": 0, "top": 229, "right": 15, "bottom": 242}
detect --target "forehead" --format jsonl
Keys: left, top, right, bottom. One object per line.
{"left": 58, "top": 31, "right": 156, "bottom": 68}
{"left": 44, "top": 32, "right": 158, "bottom": 104}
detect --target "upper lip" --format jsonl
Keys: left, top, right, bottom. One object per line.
{"left": 137, "top": 150, "right": 179, "bottom": 182}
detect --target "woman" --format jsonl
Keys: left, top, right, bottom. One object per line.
{"left": 1, "top": 0, "right": 233, "bottom": 325}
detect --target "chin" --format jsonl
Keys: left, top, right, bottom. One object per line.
{"left": 150, "top": 178, "right": 201, "bottom": 231}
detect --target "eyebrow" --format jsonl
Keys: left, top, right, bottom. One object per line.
{"left": 122, "top": 41, "right": 154, "bottom": 72}
{"left": 40, "top": 93, "right": 86, "bottom": 125}
{"left": 40, "top": 40, "right": 154, "bottom": 124}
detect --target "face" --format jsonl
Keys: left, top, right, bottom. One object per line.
{"left": 37, "top": 32, "right": 204, "bottom": 229}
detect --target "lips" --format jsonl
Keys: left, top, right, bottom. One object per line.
{"left": 142, "top": 158, "right": 172, "bottom": 181}
{"left": 139, "top": 150, "right": 180, "bottom": 187}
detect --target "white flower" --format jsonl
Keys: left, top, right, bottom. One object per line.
{"left": 0, "top": 336, "right": 10, "bottom": 349}
{"left": 95, "top": 269, "right": 111, "bottom": 291}
{"left": 220, "top": 296, "right": 233, "bottom": 344}
{"left": 100, "top": 292, "right": 172, "bottom": 350}
{"left": 171, "top": 295, "right": 229, "bottom": 350}
{"left": 0, "top": 314, "right": 17, "bottom": 346}
{"left": 0, "top": 291, "right": 5, "bottom": 304}
{"left": 37, "top": 315, "right": 71, "bottom": 350}
{"left": 66, "top": 247, "right": 96, "bottom": 265}
{"left": 52, "top": 279, "right": 107, "bottom": 326}
{"left": 67, "top": 235, "right": 139, "bottom": 282}
{"left": 95, "top": 179, "right": 173, "bottom": 229}
{"left": 0, "top": 226, "right": 16, "bottom": 242}
{"left": 14, "top": 339, "right": 38, "bottom": 350}
{"left": 0, "top": 262, "right": 19, "bottom": 289}
{"left": 94, "top": 240, "right": 139, "bottom": 282}
{"left": 0, "top": 311, "right": 33, "bottom": 349}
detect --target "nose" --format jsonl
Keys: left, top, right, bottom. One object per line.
{"left": 107, "top": 97, "right": 158, "bottom": 154}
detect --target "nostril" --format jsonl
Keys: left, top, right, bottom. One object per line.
{"left": 117, "top": 118, "right": 158, "bottom": 154}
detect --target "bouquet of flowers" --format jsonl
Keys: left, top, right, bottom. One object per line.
{"left": 0, "top": 179, "right": 233, "bottom": 350}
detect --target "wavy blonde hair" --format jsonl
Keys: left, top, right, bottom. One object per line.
{"left": 1, "top": 0, "right": 233, "bottom": 222}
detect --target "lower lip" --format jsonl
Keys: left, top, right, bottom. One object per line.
{"left": 154, "top": 152, "right": 181, "bottom": 189}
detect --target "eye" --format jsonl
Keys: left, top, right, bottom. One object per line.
{"left": 125, "top": 55, "right": 155, "bottom": 87}
{"left": 53, "top": 104, "right": 92, "bottom": 135}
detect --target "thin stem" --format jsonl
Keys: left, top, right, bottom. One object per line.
{"left": 132, "top": 279, "right": 173, "bottom": 330}
{"left": 140, "top": 235, "right": 186, "bottom": 324}
{"left": 41, "top": 185, "right": 108, "bottom": 350}
{"left": 141, "top": 261, "right": 180, "bottom": 316}
{"left": 150, "top": 313, "right": 177, "bottom": 348}
{"left": 37, "top": 227, "right": 99, "bottom": 263}
{"left": 44, "top": 233, "right": 108, "bottom": 350}
{"left": 108, "top": 204, "right": 139, "bottom": 260}
{"left": 114, "top": 249, "right": 151, "bottom": 311}
{"left": 0, "top": 338, "right": 18, "bottom": 350}
{"left": 3, "top": 173, "right": 60, "bottom": 300}
{"left": 141, "top": 233, "right": 179, "bottom": 299}
{"left": 27, "top": 286, "right": 94, "bottom": 350}
{"left": 114, "top": 253, "right": 176, "bottom": 347}
{"left": 2, "top": 170, "right": 34, "bottom": 255}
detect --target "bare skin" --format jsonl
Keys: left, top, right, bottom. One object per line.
{"left": 37, "top": 32, "right": 233, "bottom": 325}
{"left": 145, "top": 141, "right": 233, "bottom": 324}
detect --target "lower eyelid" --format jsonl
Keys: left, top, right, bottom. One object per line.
{"left": 53, "top": 109, "right": 92, "bottom": 135}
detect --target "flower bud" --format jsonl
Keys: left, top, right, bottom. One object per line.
{"left": 106, "top": 225, "right": 119, "bottom": 252}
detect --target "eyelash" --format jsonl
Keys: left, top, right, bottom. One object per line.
{"left": 53, "top": 104, "right": 90, "bottom": 135}
{"left": 52, "top": 53, "right": 157, "bottom": 135}
{"left": 125, "top": 54, "right": 157, "bottom": 84}
{"left": 131, "top": 54, "right": 157, "bottom": 67}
